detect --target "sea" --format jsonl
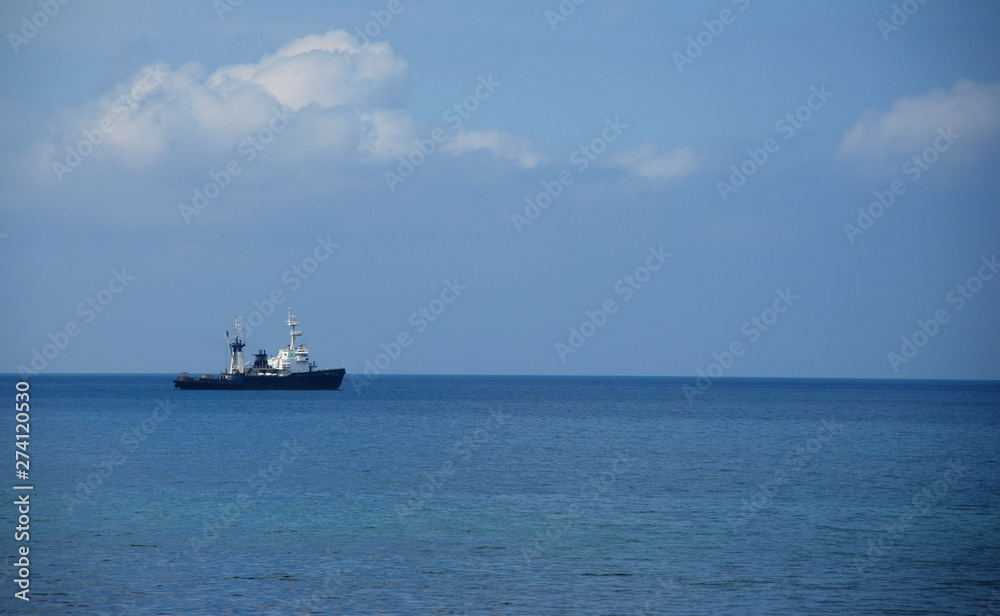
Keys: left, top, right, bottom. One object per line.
{"left": 0, "top": 374, "right": 997, "bottom": 615}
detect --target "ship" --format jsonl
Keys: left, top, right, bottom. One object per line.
{"left": 174, "top": 310, "right": 346, "bottom": 390}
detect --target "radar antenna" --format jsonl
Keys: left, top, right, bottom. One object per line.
{"left": 287, "top": 308, "right": 303, "bottom": 349}
{"left": 228, "top": 315, "right": 246, "bottom": 374}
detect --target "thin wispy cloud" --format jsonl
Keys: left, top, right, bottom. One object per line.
{"left": 838, "top": 79, "right": 1000, "bottom": 161}
{"left": 612, "top": 143, "right": 702, "bottom": 181}
{"left": 443, "top": 129, "right": 545, "bottom": 169}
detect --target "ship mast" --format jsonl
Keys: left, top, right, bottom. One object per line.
{"left": 229, "top": 316, "right": 246, "bottom": 374}
{"left": 287, "top": 309, "right": 303, "bottom": 348}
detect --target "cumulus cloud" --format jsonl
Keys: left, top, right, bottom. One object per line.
{"left": 36, "top": 29, "right": 538, "bottom": 180}
{"left": 206, "top": 30, "right": 408, "bottom": 112}
{"left": 612, "top": 143, "right": 702, "bottom": 180}
{"left": 838, "top": 79, "right": 1000, "bottom": 160}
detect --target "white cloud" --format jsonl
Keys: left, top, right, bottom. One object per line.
{"left": 838, "top": 79, "right": 1000, "bottom": 159}
{"left": 443, "top": 129, "right": 545, "bottom": 168}
{"left": 612, "top": 143, "right": 702, "bottom": 180}
{"left": 206, "top": 30, "right": 408, "bottom": 112}
{"left": 357, "top": 108, "right": 421, "bottom": 160}
{"left": 36, "top": 29, "right": 537, "bottom": 178}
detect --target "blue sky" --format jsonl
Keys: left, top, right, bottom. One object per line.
{"left": 1, "top": 0, "right": 998, "bottom": 379}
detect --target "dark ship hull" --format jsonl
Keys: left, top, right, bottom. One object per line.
{"left": 174, "top": 368, "right": 346, "bottom": 390}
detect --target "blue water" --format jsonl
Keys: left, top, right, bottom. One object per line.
{"left": 0, "top": 375, "right": 998, "bottom": 615}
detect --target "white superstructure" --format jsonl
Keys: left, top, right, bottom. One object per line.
{"left": 267, "top": 310, "right": 312, "bottom": 374}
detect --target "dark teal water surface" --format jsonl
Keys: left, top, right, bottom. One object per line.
{"left": 0, "top": 375, "right": 997, "bottom": 615}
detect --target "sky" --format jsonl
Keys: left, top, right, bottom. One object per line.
{"left": 1, "top": 0, "right": 998, "bottom": 379}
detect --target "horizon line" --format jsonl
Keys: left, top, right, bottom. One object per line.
{"left": 3, "top": 373, "right": 999, "bottom": 384}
